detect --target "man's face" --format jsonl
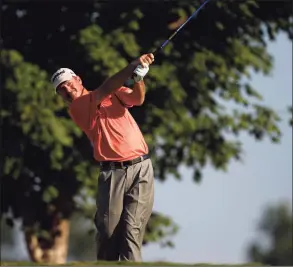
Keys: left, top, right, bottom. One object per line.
{"left": 56, "top": 76, "right": 84, "bottom": 103}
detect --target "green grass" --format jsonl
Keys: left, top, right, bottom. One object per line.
{"left": 0, "top": 261, "right": 264, "bottom": 266}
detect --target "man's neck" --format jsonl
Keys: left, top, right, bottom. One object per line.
{"left": 82, "top": 87, "right": 89, "bottom": 95}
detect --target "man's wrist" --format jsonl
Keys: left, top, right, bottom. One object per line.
{"left": 134, "top": 76, "right": 143, "bottom": 83}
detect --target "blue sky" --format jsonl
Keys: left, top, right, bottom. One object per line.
{"left": 142, "top": 32, "right": 292, "bottom": 263}
{"left": 2, "top": 33, "right": 292, "bottom": 264}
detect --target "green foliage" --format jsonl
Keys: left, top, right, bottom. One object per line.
{"left": 246, "top": 201, "right": 292, "bottom": 265}
{"left": 1, "top": 0, "right": 292, "bottom": 252}
{"left": 143, "top": 212, "right": 178, "bottom": 248}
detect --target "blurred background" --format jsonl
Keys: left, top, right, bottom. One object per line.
{"left": 1, "top": 0, "right": 292, "bottom": 265}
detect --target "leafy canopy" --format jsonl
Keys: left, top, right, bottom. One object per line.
{"left": 1, "top": 0, "right": 292, "bottom": 246}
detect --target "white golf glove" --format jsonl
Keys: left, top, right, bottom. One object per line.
{"left": 133, "top": 64, "right": 149, "bottom": 82}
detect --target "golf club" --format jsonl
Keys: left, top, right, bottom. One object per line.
{"left": 152, "top": 0, "right": 211, "bottom": 56}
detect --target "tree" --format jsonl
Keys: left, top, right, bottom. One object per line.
{"left": 1, "top": 0, "right": 292, "bottom": 263}
{"left": 246, "top": 201, "right": 292, "bottom": 265}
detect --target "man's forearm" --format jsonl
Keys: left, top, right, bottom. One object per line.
{"left": 132, "top": 80, "right": 145, "bottom": 105}
{"left": 96, "top": 63, "right": 137, "bottom": 101}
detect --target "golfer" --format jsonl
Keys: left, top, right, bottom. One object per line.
{"left": 51, "top": 53, "right": 155, "bottom": 261}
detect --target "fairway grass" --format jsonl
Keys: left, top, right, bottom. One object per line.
{"left": 0, "top": 261, "right": 264, "bottom": 266}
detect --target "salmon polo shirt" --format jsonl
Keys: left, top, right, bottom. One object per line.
{"left": 68, "top": 87, "right": 148, "bottom": 162}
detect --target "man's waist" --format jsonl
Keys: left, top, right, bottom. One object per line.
{"left": 99, "top": 154, "right": 150, "bottom": 169}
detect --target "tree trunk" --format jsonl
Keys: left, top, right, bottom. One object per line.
{"left": 25, "top": 219, "right": 70, "bottom": 264}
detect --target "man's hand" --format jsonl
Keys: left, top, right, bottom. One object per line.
{"left": 130, "top": 53, "right": 155, "bottom": 68}
{"left": 133, "top": 65, "right": 149, "bottom": 82}
{"left": 131, "top": 53, "right": 154, "bottom": 82}
{"left": 94, "top": 53, "right": 155, "bottom": 106}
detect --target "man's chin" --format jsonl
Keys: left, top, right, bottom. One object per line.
{"left": 71, "top": 92, "right": 79, "bottom": 100}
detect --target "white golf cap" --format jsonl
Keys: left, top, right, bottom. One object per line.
{"left": 51, "top": 68, "right": 77, "bottom": 91}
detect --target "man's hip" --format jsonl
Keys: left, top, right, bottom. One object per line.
{"left": 98, "top": 154, "right": 150, "bottom": 170}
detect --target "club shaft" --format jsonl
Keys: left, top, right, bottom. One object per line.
{"left": 152, "top": 0, "right": 211, "bottom": 55}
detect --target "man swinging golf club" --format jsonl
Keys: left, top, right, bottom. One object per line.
{"left": 51, "top": 53, "right": 155, "bottom": 261}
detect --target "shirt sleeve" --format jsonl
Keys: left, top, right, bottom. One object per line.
{"left": 114, "top": 86, "right": 134, "bottom": 108}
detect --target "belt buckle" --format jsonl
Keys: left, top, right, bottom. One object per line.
{"left": 123, "top": 161, "right": 131, "bottom": 168}
{"left": 110, "top": 162, "right": 115, "bottom": 169}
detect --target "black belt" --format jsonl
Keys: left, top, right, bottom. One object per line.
{"left": 99, "top": 154, "right": 150, "bottom": 169}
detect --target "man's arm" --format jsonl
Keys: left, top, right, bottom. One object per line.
{"left": 95, "top": 63, "right": 137, "bottom": 105}
{"left": 132, "top": 80, "right": 145, "bottom": 105}
{"left": 115, "top": 80, "right": 145, "bottom": 107}
{"left": 95, "top": 53, "right": 154, "bottom": 105}
{"left": 128, "top": 80, "right": 146, "bottom": 105}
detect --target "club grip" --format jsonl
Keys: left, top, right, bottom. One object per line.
{"left": 152, "top": 49, "right": 158, "bottom": 56}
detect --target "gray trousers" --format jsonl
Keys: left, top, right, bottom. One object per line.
{"left": 94, "top": 158, "right": 154, "bottom": 262}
